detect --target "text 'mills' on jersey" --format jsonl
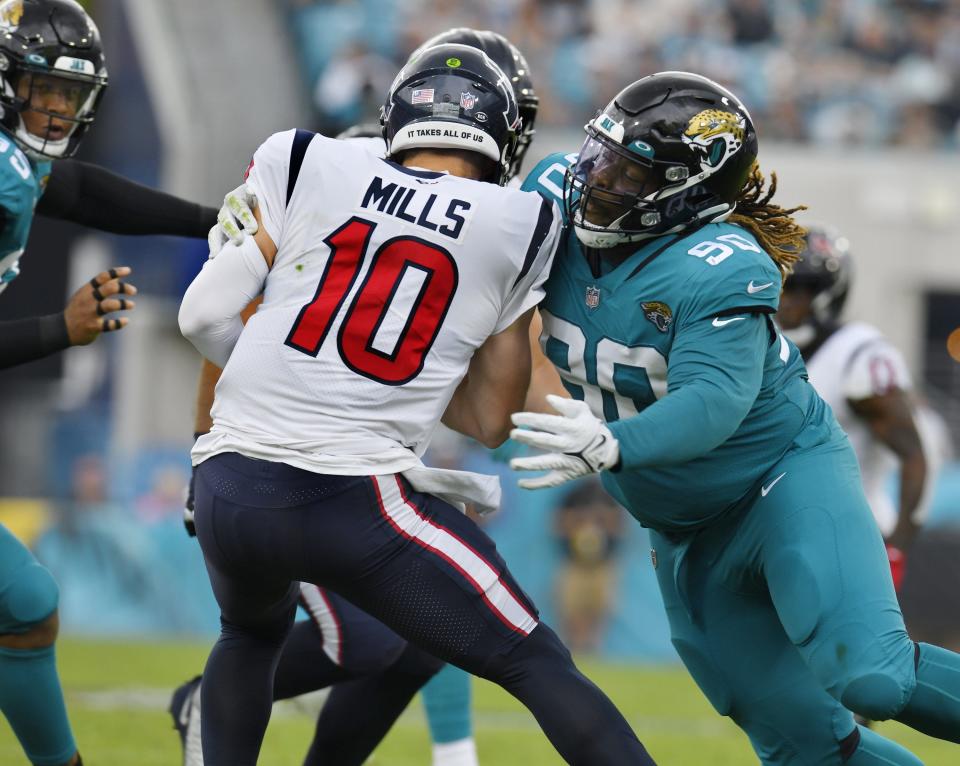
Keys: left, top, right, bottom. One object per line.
{"left": 359, "top": 174, "right": 472, "bottom": 241}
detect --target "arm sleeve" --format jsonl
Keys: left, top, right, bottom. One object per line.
{"left": 36, "top": 160, "right": 217, "bottom": 237}
{"left": 608, "top": 310, "right": 769, "bottom": 470}
{"left": 0, "top": 312, "right": 70, "bottom": 370}
{"left": 494, "top": 197, "right": 561, "bottom": 333}
{"left": 843, "top": 340, "right": 912, "bottom": 400}
{"left": 178, "top": 235, "right": 268, "bottom": 368}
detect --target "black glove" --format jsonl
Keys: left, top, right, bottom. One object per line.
{"left": 184, "top": 433, "right": 206, "bottom": 537}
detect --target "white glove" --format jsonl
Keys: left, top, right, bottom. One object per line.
{"left": 509, "top": 394, "right": 620, "bottom": 489}
{"left": 207, "top": 184, "right": 258, "bottom": 258}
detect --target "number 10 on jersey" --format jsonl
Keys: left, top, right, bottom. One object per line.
{"left": 285, "top": 217, "right": 459, "bottom": 385}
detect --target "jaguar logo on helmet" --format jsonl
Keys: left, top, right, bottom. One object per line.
{"left": 682, "top": 109, "right": 746, "bottom": 172}
{"left": 0, "top": 0, "right": 22, "bottom": 31}
{"left": 641, "top": 301, "right": 673, "bottom": 333}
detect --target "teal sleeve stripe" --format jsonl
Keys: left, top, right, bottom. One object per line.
{"left": 608, "top": 314, "right": 767, "bottom": 469}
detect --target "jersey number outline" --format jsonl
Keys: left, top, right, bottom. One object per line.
{"left": 534, "top": 153, "right": 579, "bottom": 200}
{"left": 285, "top": 217, "right": 459, "bottom": 386}
{"left": 541, "top": 310, "right": 667, "bottom": 422}
{"left": 0, "top": 136, "right": 31, "bottom": 181}
{"left": 687, "top": 232, "right": 760, "bottom": 266}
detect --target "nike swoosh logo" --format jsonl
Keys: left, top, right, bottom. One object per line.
{"left": 761, "top": 472, "right": 787, "bottom": 497}
{"left": 747, "top": 280, "right": 774, "bottom": 294}
{"left": 712, "top": 316, "right": 746, "bottom": 327}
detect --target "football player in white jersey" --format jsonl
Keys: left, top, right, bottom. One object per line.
{"left": 177, "top": 44, "right": 654, "bottom": 766}
{"left": 776, "top": 226, "right": 934, "bottom": 591}
{"left": 172, "top": 30, "right": 548, "bottom": 766}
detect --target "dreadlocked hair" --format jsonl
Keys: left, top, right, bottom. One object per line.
{"left": 728, "top": 163, "right": 807, "bottom": 279}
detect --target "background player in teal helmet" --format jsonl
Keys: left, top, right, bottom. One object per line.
{"left": 0, "top": 2, "right": 218, "bottom": 764}
{"left": 513, "top": 71, "right": 960, "bottom": 764}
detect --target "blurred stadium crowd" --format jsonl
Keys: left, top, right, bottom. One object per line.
{"left": 288, "top": 0, "right": 960, "bottom": 145}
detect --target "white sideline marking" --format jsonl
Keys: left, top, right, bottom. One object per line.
{"left": 68, "top": 687, "right": 734, "bottom": 736}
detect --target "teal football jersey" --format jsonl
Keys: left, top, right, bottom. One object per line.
{"left": 0, "top": 129, "right": 51, "bottom": 294}
{"left": 523, "top": 153, "right": 836, "bottom": 531}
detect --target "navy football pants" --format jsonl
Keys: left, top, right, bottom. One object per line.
{"left": 194, "top": 453, "right": 653, "bottom": 766}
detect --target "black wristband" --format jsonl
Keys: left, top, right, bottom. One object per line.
{"left": 0, "top": 312, "right": 71, "bottom": 370}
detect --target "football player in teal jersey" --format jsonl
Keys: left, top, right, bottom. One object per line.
{"left": 0, "top": 3, "right": 217, "bottom": 764}
{"left": 511, "top": 71, "right": 960, "bottom": 765}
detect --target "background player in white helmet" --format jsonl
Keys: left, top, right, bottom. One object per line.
{"left": 776, "top": 226, "right": 937, "bottom": 591}
{"left": 178, "top": 43, "right": 655, "bottom": 766}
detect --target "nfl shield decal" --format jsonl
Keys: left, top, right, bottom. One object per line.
{"left": 585, "top": 285, "right": 601, "bottom": 308}
{"left": 459, "top": 91, "right": 477, "bottom": 110}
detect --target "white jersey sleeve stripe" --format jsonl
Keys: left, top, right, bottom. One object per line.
{"left": 372, "top": 475, "right": 538, "bottom": 636}
{"left": 513, "top": 196, "right": 556, "bottom": 288}
{"left": 495, "top": 199, "right": 562, "bottom": 334}
{"left": 285, "top": 129, "right": 316, "bottom": 207}
{"left": 298, "top": 583, "right": 344, "bottom": 666}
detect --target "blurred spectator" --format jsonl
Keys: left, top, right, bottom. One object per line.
{"left": 284, "top": 0, "right": 960, "bottom": 148}
{"left": 32, "top": 453, "right": 218, "bottom": 635}
{"left": 312, "top": 42, "right": 395, "bottom": 135}
{"left": 134, "top": 461, "right": 190, "bottom": 525}
{"left": 552, "top": 479, "right": 625, "bottom": 654}
{"left": 727, "top": 0, "right": 775, "bottom": 44}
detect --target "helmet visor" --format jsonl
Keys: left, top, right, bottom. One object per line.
{"left": 569, "top": 136, "right": 660, "bottom": 227}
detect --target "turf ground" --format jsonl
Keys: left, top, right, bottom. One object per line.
{"left": 0, "top": 638, "right": 955, "bottom": 765}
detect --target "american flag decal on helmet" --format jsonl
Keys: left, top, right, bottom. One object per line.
{"left": 411, "top": 88, "right": 435, "bottom": 105}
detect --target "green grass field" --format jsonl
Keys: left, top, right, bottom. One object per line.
{"left": 0, "top": 638, "right": 955, "bottom": 765}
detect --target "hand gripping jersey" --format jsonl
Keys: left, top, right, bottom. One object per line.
{"left": 805, "top": 322, "right": 928, "bottom": 535}
{"left": 0, "top": 131, "right": 51, "bottom": 294}
{"left": 523, "top": 153, "right": 837, "bottom": 531}
{"left": 195, "top": 130, "right": 560, "bottom": 482}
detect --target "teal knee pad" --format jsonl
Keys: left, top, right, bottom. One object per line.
{"left": 840, "top": 673, "right": 911, "bottom": 722}
{"left": 3, "top": 563, "right": 59, "bottom": 632}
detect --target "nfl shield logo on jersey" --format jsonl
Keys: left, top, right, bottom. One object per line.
{"left": 585, "top": 285, "right": 601, "bottom": 308}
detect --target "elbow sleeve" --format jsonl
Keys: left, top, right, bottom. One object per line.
{"left": 179, "top": 236, "right": 268, "bottom": 366}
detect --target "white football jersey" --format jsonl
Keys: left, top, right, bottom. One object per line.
{"left": 805, "top": 322, "right": 913, "bottom": 535}
{"left": 194, "top": 129, "right": 560, "bottom": 477}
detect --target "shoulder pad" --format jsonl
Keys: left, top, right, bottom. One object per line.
{"left": 672, "top": 223, "right": 783, "bottom": 324}
{"left": 521, "top": 151, "right": 578, "bottom": 213}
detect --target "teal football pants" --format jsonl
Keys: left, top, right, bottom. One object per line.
{"left": 0, "top": 523, "right": 77, "bottom": 766}
{"left": 651, "top": 435, "right": 960, "bottom": 764}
